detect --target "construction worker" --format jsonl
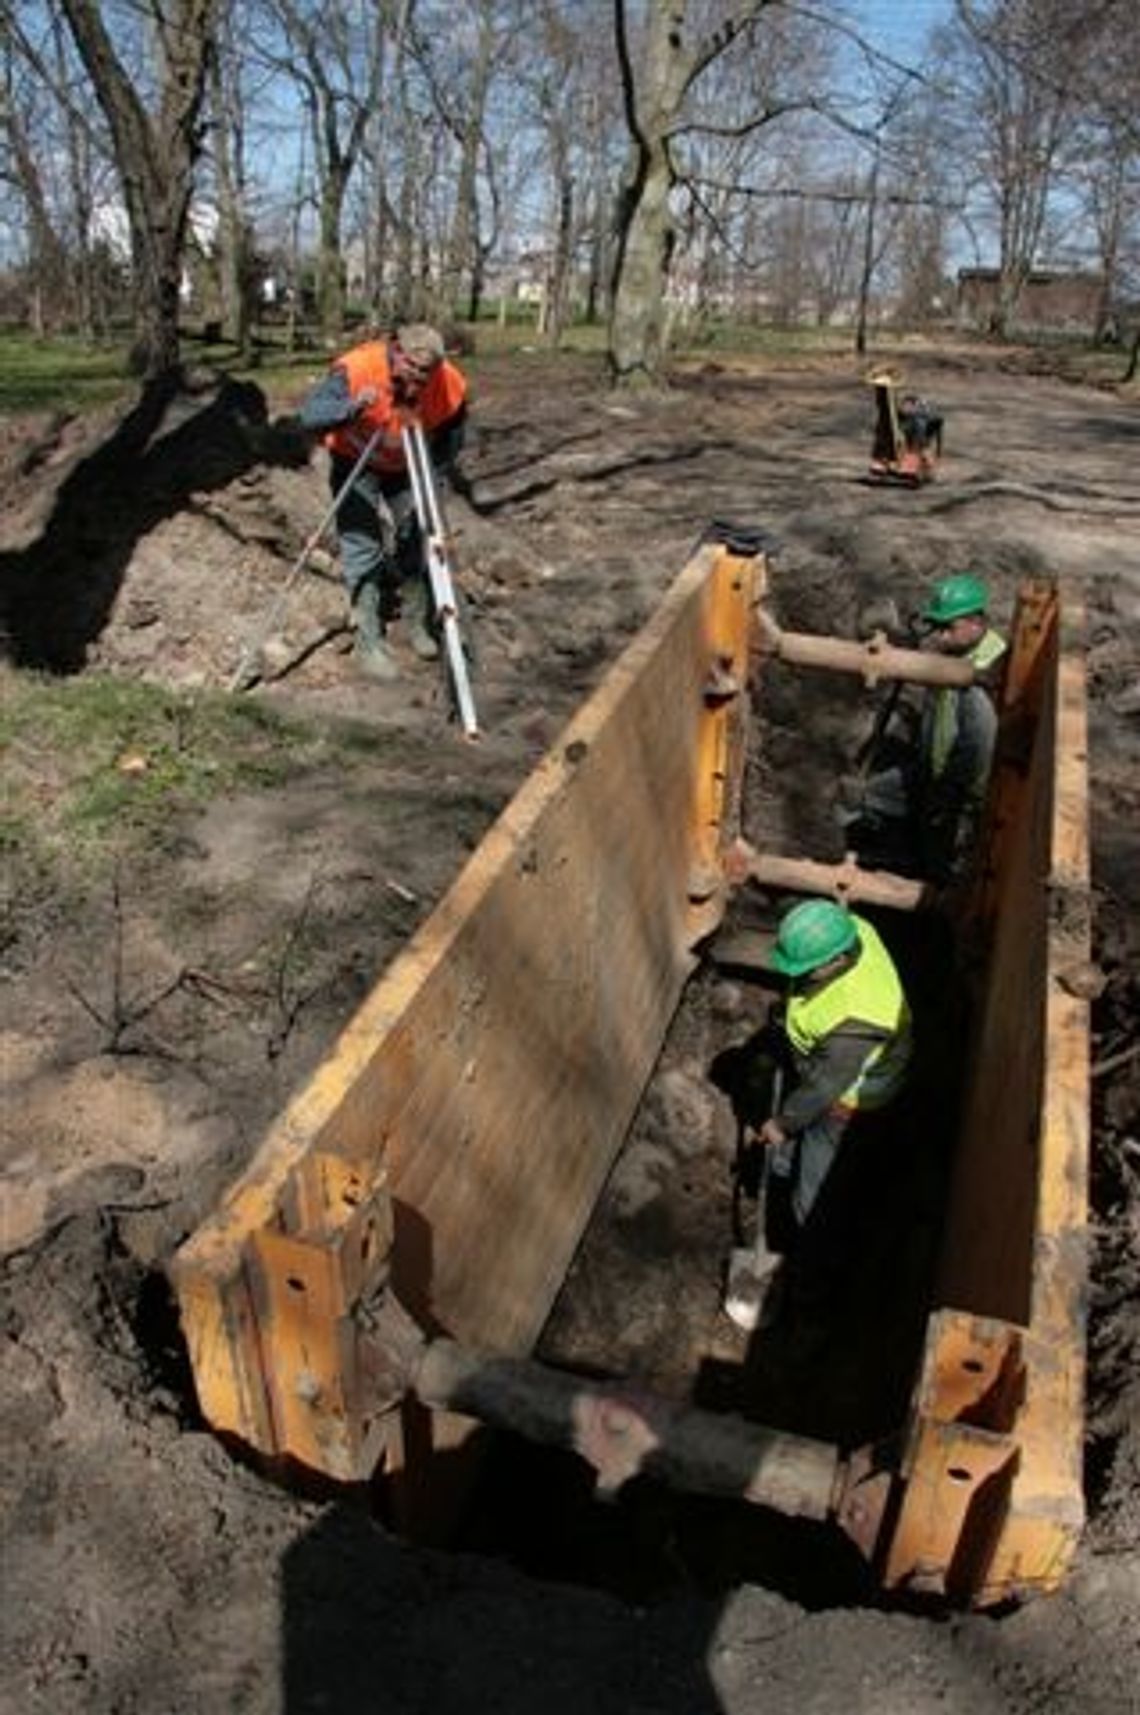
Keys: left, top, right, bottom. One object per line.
{"left": 847, "top": 573, "right": 1007, "bottom": 885}
{"left": 756, "top": 899, "right": 912, "bottom": 1240}
{"left": 298, "top": 324, "right": 468, "bottom": 681}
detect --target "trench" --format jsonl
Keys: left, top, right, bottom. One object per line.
{"left": 444, "top": 642, "right": 974, "bottom": 1602}
{"left": 166, "top": 552, "right": 1095, "bottom": 1607}
{"left": 444, "top": 898, "right": 969, "bottom": 1602}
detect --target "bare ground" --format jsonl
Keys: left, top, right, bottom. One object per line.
{"left": 1, "top": 340, "right": 1138, "bottom": 1714}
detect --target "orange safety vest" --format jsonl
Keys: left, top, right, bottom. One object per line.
{"left": 323, "top": 341, "right": 468, "bottom": 478}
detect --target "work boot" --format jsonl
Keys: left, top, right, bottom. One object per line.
{"left": 351, "top": 582, "right": 399, "bottom": 683}
{"left": 403, "top": 577, "right": 440, "bottom": 662}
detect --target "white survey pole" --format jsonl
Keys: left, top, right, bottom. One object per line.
{"left": 402, "top": 421, "right": 480, "bottom": 739}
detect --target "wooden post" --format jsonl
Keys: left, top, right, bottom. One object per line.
{"left": 729, "top": 841, "right": 928, "bottom": 912}
{"left": 414, "top": 1339, "right": 841, "bottom": 1520}
{"left": 756, "top": 609, "right": 973, "bottom": 689}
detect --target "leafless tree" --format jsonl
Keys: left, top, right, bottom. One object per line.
{"left": 851, "top": 77, "right": 916, "bottom": 354}
{"left": 805, "top": 184, "right": 861, "bottom": 327}
{"left": 1, "top": 15, "right": 70, "bottom": 331}
{"left": 1, "top": 0, "right": 117, "bottom": 336}
{"left": 55, "top": 0, "right": 218, "bottom": 375}
{"left": 1067, "top": 2, "right": 1140, "bottom": 345}
{"left": 508, "top": 1, "right": 623, "bottom": 344}
{"left": 889, "top": 106, "right": 954, "bottom": 331}
{"left": 608, "top": 1, "right": 832, "bottom": 383}
{"left": 403, "top": 0, "right": 527, "bottom": 323}
{"left": 936, "top": 0, "right": 1089, "bottom": 337}
{"left": 253, "top": 0, "right": 391, "bottom": 341}
{"left": 206, "top": 1, "right": 259, "bottom": 358}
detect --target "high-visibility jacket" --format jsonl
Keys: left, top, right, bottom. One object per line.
{"left": 323, "top": 341, "right": 467, "bottom": 478}
{"left": 926, "top": 627, "right": 1007, "bottom": 782}
{"left": 785, "top": 914, "right": 912, "bottom": 1111}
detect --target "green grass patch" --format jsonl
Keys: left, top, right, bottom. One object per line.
{"left": 0, "top": 332, "right": 138, "bottom": 413}
{"left": 0, "top": 671, "right": 331, "bottom": 886}
{"left": 675, "top": 319, "right": 852, "bottom": 359}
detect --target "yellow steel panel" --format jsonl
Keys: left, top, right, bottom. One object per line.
{"left": 911, "top": 585, "right": 1090, "bottom": 1606}
{"left": 983, "top": 594, "right": 1090, "bottom": 1600}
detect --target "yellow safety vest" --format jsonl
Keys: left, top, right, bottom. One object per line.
{"left": 785, "top": 915, "right": 912, "bottom": 1111}
{"left": 929, "top": 627, "right": 1007, "bottom": 779}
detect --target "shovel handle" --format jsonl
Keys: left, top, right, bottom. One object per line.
{"left": 735, "top": 1064, "right": 784, "bottom": 1255}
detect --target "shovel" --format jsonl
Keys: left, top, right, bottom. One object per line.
{"left": 723, "top": 1067, "right": 785, "bottom": 1332}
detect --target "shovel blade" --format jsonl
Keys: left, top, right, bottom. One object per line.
{"left": 723, "top": 1244, "right": 781, "bottom": 1332}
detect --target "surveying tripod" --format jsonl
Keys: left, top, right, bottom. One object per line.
{"left": 401, "top": 422, "right": 479, "bottom": 739}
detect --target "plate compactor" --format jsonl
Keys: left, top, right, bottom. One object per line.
{"left": 867, "top": 369, "right": 943, "bottom": 485}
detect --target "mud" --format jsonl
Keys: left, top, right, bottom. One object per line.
{"left": 1, "top": 342, "right": 1138, "bottom": 1712}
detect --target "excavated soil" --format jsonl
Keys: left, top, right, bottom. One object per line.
{"left": 1, "top": 341, "right": 1138, "bottom": 1713}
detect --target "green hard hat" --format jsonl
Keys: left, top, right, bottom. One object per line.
{"left": 922, "top": 572, "right": 988, "bottom": 625}
{"left": 771, "top": 899, "right": 858, "bottom": 977}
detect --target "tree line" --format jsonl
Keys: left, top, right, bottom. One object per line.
{"left": 1, "top": 0, "right": 1137, "bottom": 381}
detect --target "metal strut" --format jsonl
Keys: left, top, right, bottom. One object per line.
{"left": 402, "top": 421, "right": 480, "bottom": 739}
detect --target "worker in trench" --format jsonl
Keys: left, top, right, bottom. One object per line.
{"left": 298, "top": 323, "right": 469, "bottom": 682}
{"left": 724, "top": 895, "right": 914, "bottom": 1325}
{"left": 842, "top": 573, "right": 1008, "bottom": 888}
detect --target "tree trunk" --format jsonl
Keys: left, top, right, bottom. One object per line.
{"left": 854, "top": 146, "right": 880, "bottom": 356}
{"left": 209, "top": 35, "right": 252, "bottom": 360}
{"left": 607, "top": 0, "right": 692, "bottom": 384}
{"left": 585, "top": 185, "right": 606, "bottom": 324}
{"left": 1124, "top": 326, "right": 1139, "bottom": 384}
{"left": 607, "top": 0, "right": 709, "bottom": 384}
{"left": 543, "top": 161, "right": 575, "bottom": 348}
{"left": 609, "top": 141, "right": 675, "bottom": 383}
{"left": 4, "top": 109, "right": 71, "bottom": 332}
{"left": 440, "top": 11, "right": 495, "bottom": 317}
{"left": 393, "top": 77, "right": 421, "bottom": 318}
{"left": 467, "top": 254, "right": 483, "bottom": 324}
{"left": 59, "top": 0, "right": 217, "bottom": 378}
{"left": 52, "top": 7, "right": 96, "bottom": 336}
{"left": 317, "top": 174, "right": 348, "bottom": 340}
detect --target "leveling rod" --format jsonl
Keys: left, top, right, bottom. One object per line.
{"left": 402, "top": 421, "right": 480, "bottom": 739}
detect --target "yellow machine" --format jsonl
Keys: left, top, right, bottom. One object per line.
{"left": 868, "top": 368, "right": 943, "bottom": 484}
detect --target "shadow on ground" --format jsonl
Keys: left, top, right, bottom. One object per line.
{"left": 0, "top": 374, "right": 310, "bottom": 672}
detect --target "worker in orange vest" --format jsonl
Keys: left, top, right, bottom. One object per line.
{"left": 299, "top": 324, "right": 469, "bottom": 681}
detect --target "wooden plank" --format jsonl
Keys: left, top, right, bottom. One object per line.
{"left": 756, "top": 611, "right": 975, "bottom": 686}
{"left": 736, "top": 846, "right": 926, "bottom": 912}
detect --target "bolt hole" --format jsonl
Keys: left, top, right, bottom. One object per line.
{"left": 286, "top": 1276, "right": 307, "bottom": 1293}
{"left": 947, "top": 1466, "right": 972, "bottom": 1483}
{"left": 961, "top": 1359, "right": 985, "bottom": 1374}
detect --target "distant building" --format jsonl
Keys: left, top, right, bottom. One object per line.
{"left": 956, "top": 268, "right": 1105, "bottom": 333}
{"left": 89, "top": 197, "right": 219, "bottom": 307}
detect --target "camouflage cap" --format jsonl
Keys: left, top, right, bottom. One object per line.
{"left": 394, "top": 323, "right": 446, "bottom": 369}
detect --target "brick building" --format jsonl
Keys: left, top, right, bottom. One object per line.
{"left": 956, "top": 268, "right": 1105, "bottom": 333}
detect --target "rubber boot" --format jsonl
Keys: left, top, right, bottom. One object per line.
{"left": 351, "top": 581, "right": 399, "bottom": 683}
{"left": 404, "top": 576, "right": 440, "bottom": 662}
